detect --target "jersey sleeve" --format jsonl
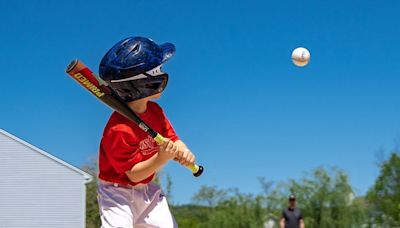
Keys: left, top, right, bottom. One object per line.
{"left": 101, "top": 124, "right": 143, "bottom": 174}
{"left": 299, "top": 210, "right": 303, "bottom": 220}
{"left": 157, "top": 105, "right": 179, "bottom": 142}
{"left": 281, "top": 209, "right": 286, "bottom": 219}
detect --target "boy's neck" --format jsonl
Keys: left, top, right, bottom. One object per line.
{"left": 127, "top": 98, "right": 149, "bottom": 114}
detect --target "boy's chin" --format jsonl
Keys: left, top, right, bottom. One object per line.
{"left": 150, "top": 93, "right": 162, "bottom": 99}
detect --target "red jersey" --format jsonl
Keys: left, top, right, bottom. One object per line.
{"left": 98, "top": 101, "right": 179, "bottom": 185}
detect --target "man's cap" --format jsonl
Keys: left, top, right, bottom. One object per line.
{"left": 289, "top": 194, "right": 296, "bottom": 200}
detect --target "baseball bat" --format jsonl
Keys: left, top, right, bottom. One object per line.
{"left": 65, "top": 59, "right": 203, "bottom": 177}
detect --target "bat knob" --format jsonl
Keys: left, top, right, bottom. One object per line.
{"left": 66, "top": 59, "right": 79, "bottom": 73}
{"left": 193, "top": 165, "right": 204, "bottom": 177}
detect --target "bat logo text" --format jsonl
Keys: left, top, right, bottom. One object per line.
{"left": 139, "top": 123, "right": 149, "bottom": 132}
{"left": 73, "top": 73, "right": 105, "bottom": 97}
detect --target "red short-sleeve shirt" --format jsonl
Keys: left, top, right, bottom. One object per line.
{"left": 98, "top": 101, "right": 179, "bottom": 185}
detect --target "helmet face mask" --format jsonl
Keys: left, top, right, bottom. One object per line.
{"left": 99, "top": 37, "right": 175, "bottom": 102}
{"left": 111, "top": 75, "right": 168, "bottom": 102}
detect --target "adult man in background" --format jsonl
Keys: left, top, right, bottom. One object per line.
{"left": 280, "top": 194, "right": 305, "bottom": 228}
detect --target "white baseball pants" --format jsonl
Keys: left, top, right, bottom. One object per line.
{"left": 97, "top": 180, "right": 177, "bottom": 228}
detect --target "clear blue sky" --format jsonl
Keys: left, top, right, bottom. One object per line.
{"left": 1, "top": 0, "right": 399, "bottom": 204}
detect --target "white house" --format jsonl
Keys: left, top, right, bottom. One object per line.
{"left": 0, "top": 129, "right": 92, "bottom": 228}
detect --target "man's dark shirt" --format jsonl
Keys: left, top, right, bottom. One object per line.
{"left": 282, "top": 207, "right": 303, "bottom": 228}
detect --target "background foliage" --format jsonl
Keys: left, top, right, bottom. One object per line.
{"left": 83, "top": 151, "right": 400, "bottom": 227}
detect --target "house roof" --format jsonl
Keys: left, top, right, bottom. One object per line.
{"left": 0, "top": 129, "right": 93, "bottom": 183}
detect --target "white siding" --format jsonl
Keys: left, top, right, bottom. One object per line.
{"left": 0, "top": 130, "right": 92, "bottom": 228}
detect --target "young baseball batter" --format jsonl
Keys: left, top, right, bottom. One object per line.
{"left": 97, "top": 37, "right": 196, "bottom": 228}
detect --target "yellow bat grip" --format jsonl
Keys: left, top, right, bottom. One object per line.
{"left": 154, "top": 133, "right": 164, "bottom": 145}
{"left": 187, "top": 164, "right": 200, "bottom": 173}
{"left": 153, "top": 133, "right": 203, "bottom": 177}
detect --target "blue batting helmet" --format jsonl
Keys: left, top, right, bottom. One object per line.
{"left": 99, "top": 37, "right": 175, "bottom": 102}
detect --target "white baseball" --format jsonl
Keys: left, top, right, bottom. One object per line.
{"left": 291, "top": 47, "right": 310, "bottom": 67}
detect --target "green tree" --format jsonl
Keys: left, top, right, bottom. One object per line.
{"left": 258, "top": 178, "right": 287, "bottom": 224}
{"left": 287, "top": 167, "right": 367, "bottom": 228}
{"left": 192, "top": 185, "right": 228, "bottom": 207}
{"left": 172, "top": 167, "right": 368, "bottom": 227}
{"left": 171, "top": 204, "right": 209, "bottom": 227}
{"left": 206, "top": 189, "right": 265, "bottom": 228}
{"left": 367, "top": 152, "right": 400, "bottom": 226}
{"left": 260, "top": 167, "right": 367, "bottom": 228}
{"left": 186, "top": 186, "right": 265, "bottom": 228}
{"left": 81, "top": 157, "right": 101, "bottom": 228}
